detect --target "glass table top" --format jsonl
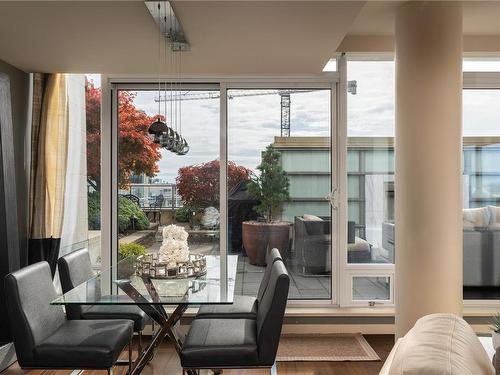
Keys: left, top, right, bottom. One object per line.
{"left": 52, "top": 255, "right": 237, "bottom": 306}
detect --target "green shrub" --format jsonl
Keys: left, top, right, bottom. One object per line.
{"left": 118, "top": 242, "right": 147, "bottom": 260}
{"left": 492, "top": 312, "right": 500, "bottom": 333}
{"left": 118, "top": 196, "right": 150, "bottom": 233}
{"left": 174, "top": 206, "right": 192, "bottom": 223}
{"left": 248, "top": 145, "right": 289, "bottom": 222}
{"left": 88, "top": 191, "right": 101, "bottom": 230}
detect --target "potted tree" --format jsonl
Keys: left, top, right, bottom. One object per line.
{"left": 243, "top": 145, "right": 291, "bottom": 266}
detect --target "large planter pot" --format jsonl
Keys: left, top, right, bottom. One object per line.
{"left": 493, "top": 331, "right": 500, "bottom": 350}
{"left": 242, "top": 221, "right": 292, "bottom": 266}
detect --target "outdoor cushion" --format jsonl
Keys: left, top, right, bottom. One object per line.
{"left": 303, "top": 214, "right": 323, "bottom": 221}
{"left": 489, "top": 205, "right": 500, "bottom": 225}
{"left": 181, "top": 318, "right": 258, "bottom": 368}
{"left": 196, "top": 295, "right": 258, "bottom": 319}
{"left": 82, "top": 304, "right": 148, "bottom": 331}
{"left": 348, "top": 237, "right": 371, "bottom": 252}
{"left": 463, "top": 207, "right": 490, "bottom": 228}
{"left": 35, "top": 319, "right": 133, "bottom": 369}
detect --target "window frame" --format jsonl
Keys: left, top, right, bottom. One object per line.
{"left": 101, "top": 74, "right": 341, "bottom": 306}
{"left": 98, "top": 61, "right": 500, "bottom": 312}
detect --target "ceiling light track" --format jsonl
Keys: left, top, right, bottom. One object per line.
{"left": 145, "top": 1, "right": 190, "bottom": 52}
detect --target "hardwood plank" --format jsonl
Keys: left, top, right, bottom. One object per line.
{"left": 1, "top": 335, "right": 394, "bottom": 375}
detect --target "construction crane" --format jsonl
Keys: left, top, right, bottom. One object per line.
{"left": 155, "top": 89, "right": 314, "bottom": 137}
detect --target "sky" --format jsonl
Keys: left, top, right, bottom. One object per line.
{"left": 124, "top": 88, "right": 330, "bottom": 182}
{"left": 87, "top": 59, "right": 500, "bottom": 183}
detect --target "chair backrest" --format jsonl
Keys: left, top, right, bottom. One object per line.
{"left": 256, "top": 260, "right": 289, "bottom": 366}
{"left": 58, "top": 248, "right": 94, "bottom": 319}
{"left": 123, "top": 194, "right": 140, "bottom": 207}
{"left": 4, "top": 262, "right": 65, "bottom": 367}
{"left": 256, "top": 248, "right": 282, "bottom": 302}
{"left": 154, "top": 194, "right": 164, "bottom": 208}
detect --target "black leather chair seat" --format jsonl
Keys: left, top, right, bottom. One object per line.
{"left": 196, "top": 295, "right": 258, "bottom": 319}
{"left": 82, "top": 304, "right": 149, "bottom": 331}
{"left": 181, "top": 318, "right": 258, "bottom": 368}
{"left": 58, "top": 249, "right": 149, "bottom": 333}
{"left": 36, "top": 319, "right": 134, "bottom": 369}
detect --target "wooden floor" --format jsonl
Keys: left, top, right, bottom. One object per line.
{"left": 1, "top": 335, "right": 394, "bottom": 375}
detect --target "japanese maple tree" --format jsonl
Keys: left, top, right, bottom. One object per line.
{"left": 176, "top": 160, "right": 251, "bottom": 208}
{"left": 85, "top": 79, "right": 162, "bottom": 189}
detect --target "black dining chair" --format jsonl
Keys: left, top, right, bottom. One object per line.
{"left": 181, "top": 260, "right": 289, "bottom": 374}
{"left": 58, "top": 248, "right": 150, "bottom": 355}
{"left": 4, "top": 261, "right": 134, "bottom": 374}
{"left": 196, "top": 248, "right": 283, "bottom": 320}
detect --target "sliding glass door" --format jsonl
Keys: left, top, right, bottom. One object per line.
{"left": 227, "top": 87, "right": 334, "bottom": 300}
{"left": 108, "top": 78, "right": 338, "bottom": 304}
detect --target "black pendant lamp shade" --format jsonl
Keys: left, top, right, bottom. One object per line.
{"left": 149, "top": 2, "right": 189, "bottom": 155}
{"left": 148, "top": 117, "right": 168, "bottom": 143}
{"left": 165, "top": 127, "right": 175, "bottom": 150}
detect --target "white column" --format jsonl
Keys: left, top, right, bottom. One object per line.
{"left": 395, "top": 1, "right": 463, "bottom": 338}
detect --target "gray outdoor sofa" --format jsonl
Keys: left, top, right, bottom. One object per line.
{"left": 294, "top": 216, "right": 372, "bottom": 274}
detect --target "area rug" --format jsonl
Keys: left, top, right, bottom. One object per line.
{"left": 276, "top": 333, "right": 380, "bottom": 362}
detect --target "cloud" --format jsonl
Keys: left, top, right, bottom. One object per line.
{"left": 113, "top": 60, "right": 499, "bottom": 184}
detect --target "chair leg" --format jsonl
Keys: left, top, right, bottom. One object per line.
{"left": 137, "top": 330, "right": 143, "bottom": 355}
{"left": 107, "top": 367, "right": 114, "bottom": 375}
{"left": 270, "top": 361, "right": 278, "bottom": 375}
{"left": 129, "top": 342, "right": 133, "bottom": 373}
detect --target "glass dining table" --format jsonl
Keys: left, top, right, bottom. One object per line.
{"left": 52, "top": 255, "right": 238, "bottom": 375}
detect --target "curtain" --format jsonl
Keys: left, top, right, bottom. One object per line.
{"left": 28, "top": 73, "right": 69, "bottom": 277}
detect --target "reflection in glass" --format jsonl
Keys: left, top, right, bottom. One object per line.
{"left": 347, "top": 60, "right": 395, "bottom": 265}
{"left": 463, "top": 89, "right": 500, "bottom": 299}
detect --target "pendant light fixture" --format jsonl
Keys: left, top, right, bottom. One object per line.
{"left": 148, "top": 2, "right": 168, "bottom": 144}
{"left": 146, "top": 1, "right": 189, "bottom": 155}
{"left": 163, "top": 6, "right": 175, "bottom": 152}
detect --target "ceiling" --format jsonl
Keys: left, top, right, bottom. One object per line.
{"left": 347, "top": 1, "right": 500, "bottom": 36}
{"left": 0, "top": 1, "right": 364, "bottom": 74}
{"left": 1, "top": 1, "right": 500, "bottom": 74}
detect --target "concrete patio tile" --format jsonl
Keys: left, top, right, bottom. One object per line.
{"left": 299, "top": 289, "right": 330, "bottom": 299}
{"left": 318, "top": 277, "right": 332, "bottom": 290}
{"left": 242, "top": 282, "right": 260, "bottom": 296}
{"left": 289, "top": 275, "right": 325, "bottom": 290}
{"left": 242, "top": 271, "right": 265, "bottom": 284}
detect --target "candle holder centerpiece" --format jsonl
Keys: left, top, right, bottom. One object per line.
{"left": 136, "top": 224, "right": 206, "bottom": 279}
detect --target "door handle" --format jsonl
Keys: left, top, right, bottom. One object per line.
{"left": 325, "top": 189, "right": 338, "bottom": 210}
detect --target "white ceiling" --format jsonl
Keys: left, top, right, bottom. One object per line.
{"left": 0, "top": 1, "right": 364, "bottom": 74}
{"left": 347, "top": 1, "right": 500, "bottom": 36}
{"left": 2, "top": 1, "right": 500, "bottom": 74}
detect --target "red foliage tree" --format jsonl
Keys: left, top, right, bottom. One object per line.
{"left": 85, "top": 79, "right": 101, "bottom": 189}
{"left": 85, "top": 79, "right": 162, "bottom": 189}
{"left": 176, "top": 160, "right": 251, "bottom": 208}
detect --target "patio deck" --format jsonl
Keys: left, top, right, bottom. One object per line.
{"left": 147, "top": 229, "right": 390, "bottom": 302}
